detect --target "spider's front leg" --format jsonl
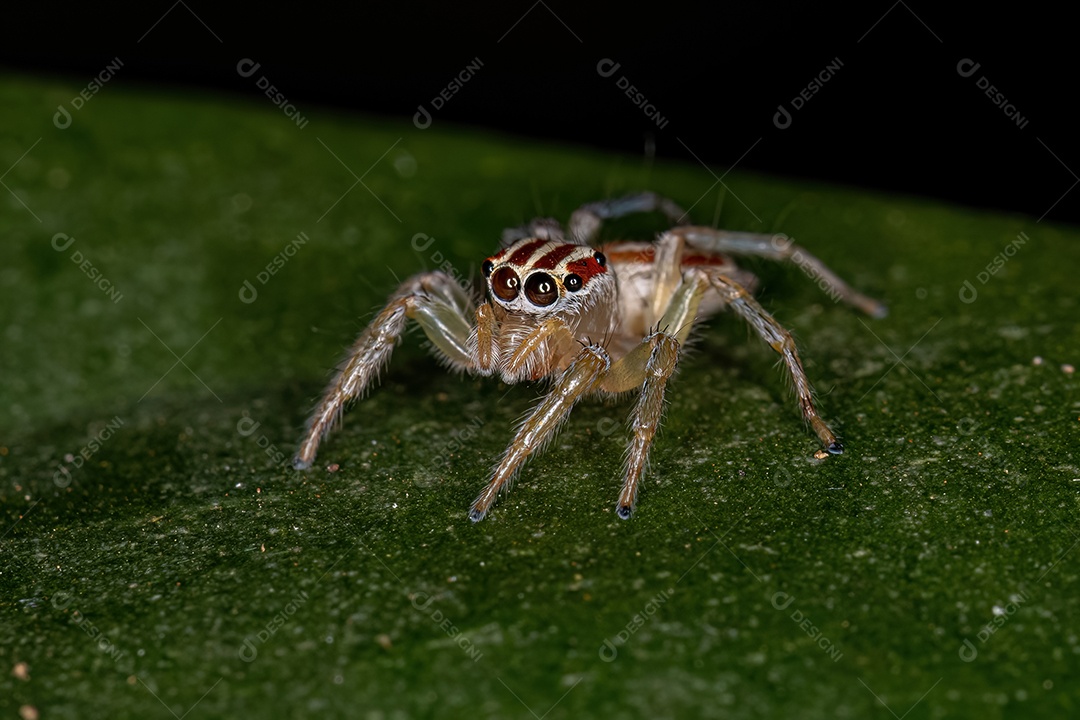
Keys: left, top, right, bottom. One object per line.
{"left": 599, "top": 268, "right": 708, "bottom": 518}
{"left": 294, "top": 272, "right": 478, "bottom": 470}
{"left": 469, "top": 343, "right": 611, "bottom": 522}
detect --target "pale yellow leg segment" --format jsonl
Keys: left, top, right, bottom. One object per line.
{"left": 705, "top": 270, "right": 843, "bottom": 454}
{"left": 469, "top": 344, "right": 611, "bottom": 522}
{"left": 649, "top": 232, "right": 686, "bottom": 326}
{"left": 472, "top": 303, "right": 500, "bottom": 374}
{"left": 616, "top": 333, "right": 681, "bottom": 519}
{"left": 504, "top": 317, "right": 577, "bottom": 381}
{"left": 600, "top": 271, "right": 706, "bottom": 516}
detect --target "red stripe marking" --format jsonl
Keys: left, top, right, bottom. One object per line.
{"left": 604, "top": 248, "right": 655, "bottom": 264}
{"left": 566, "top": 256, "right": 607, "bottom": 284}
{"left": 508, "top": 239, "right": 549, "bottom": 265}
{"left": 601, "top": 247, "right": 727, "bottom": 267}
{"left": 531, "top": 243, "right": 579, "bottom": 270}
{"left": 681, "top": 254, "right": 727, "bottom": 266}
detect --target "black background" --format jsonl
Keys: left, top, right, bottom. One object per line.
{"left": 4, "top": 3, "right": 1075, "bottom": 225}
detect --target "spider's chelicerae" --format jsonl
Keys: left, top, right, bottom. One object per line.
{"left": 293, "top": 192, "right": 886, "bottom": 521}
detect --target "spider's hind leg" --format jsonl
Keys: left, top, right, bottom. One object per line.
{"left": 570, "top": 192, "right": 688, "bottom": 245}
{"left": 673, "top": 226, "right": 887, "bottom": 318}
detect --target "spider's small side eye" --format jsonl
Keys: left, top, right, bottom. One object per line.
{"left": 524, "top": 272, "right": 559, "bottom": 306}
{"left": 594, "top": 251, "right": 607, "bottom": 268}
{"left": 564, "top": 273, "right": 583, "bottom": 292}
{"left": 482, "top": 259, "right": 494, "bottom": 278}
{"left": 491, "top": 266, "right": 521, "bottom": 301}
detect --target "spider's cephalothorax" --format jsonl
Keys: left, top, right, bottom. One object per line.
{"left": 293, "top": 192, "right": 887, "bottom": 522}
{"left": 481, "top": 237, "right": 617, "bottom": 383}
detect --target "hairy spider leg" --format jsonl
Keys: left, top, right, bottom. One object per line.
{"left": 469, "top": 344, "right": 611, "bottom": 522}
{"left": 673, "top": 227, "right": 888, "bottom": 318}
{"left": 699, "top": 268, "right": 845, "bottom": 454}
{"left": 294, "top": 272, "right": 478, "bottom": 470}
{"left": 569, "top": 191, "right": 689, "bottom": 245}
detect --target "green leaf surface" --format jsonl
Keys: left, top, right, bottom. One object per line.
{"left": 2, "top": 74, "right": 1078, "bottom": 719}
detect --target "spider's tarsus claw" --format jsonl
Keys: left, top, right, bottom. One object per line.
{"left": 616, "top": 504, "right": 633, "bottom": 520}
{"left": 869, "top": 303, "right": 889, "bottom": 320}
{"left": 827, "top": 441, "right": 844, "bottom": 455}
{"left": 468, "top": 507, "right": 486, "bottom": 523}
{"left": 292, "top": 455, "right": 312, "bottom": 471}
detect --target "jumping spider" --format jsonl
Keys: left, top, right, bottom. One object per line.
{"left": 293, "top": 192, "right": 886, "bottom": 521}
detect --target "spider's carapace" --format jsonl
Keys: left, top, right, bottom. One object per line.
{"left": 294, "top": 192, "right": 886, "bottom": 521}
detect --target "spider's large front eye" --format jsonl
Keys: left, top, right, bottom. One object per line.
{"left": 524, "top": 272, "right": 559, "bottom": 306}
{"left": 491, "top": 266, "right": 521, "bottom": 301}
